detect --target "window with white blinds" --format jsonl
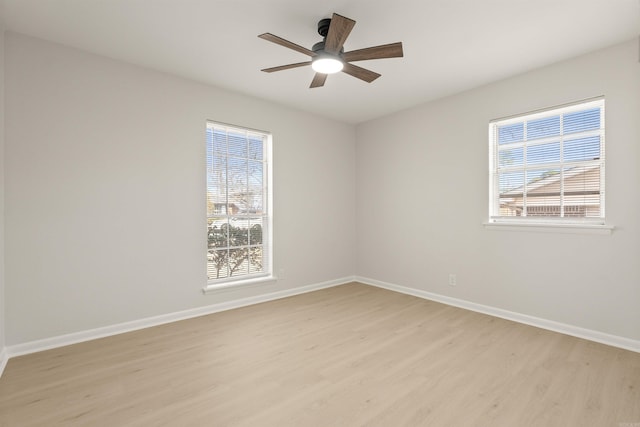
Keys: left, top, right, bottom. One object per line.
{"left": 206, "top": 122, "right": 272, "bottom": 285}
{"left": 489, "top": 98, "right": 605, "bottom": 224}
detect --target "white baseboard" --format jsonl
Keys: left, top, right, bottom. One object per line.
{"left": 0, "top": 347, "right": 8, "bottom": 378}
{"left": 6, "top": 274, "right": 635, "bottom": 372}
{"left": 6, "top": 276, "right": 355, "bottom": 359}
{"left": 356, "top": 276, "right": 640, "bottom": 353}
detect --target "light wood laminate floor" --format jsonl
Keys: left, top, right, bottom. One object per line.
{"left": 0, "top": 282, "right": 639, "bottom": 426}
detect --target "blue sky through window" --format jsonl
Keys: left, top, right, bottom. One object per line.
{"left": 491, "top": 99, "right": 604, "bottom": 220}
{"left": 206, "top": 127, "right": 266, "bottom": 215}
{"left": 496, "top": 106, "right": 602, "bottom": 192}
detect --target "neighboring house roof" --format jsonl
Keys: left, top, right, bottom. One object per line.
{"left": 501, "top": 164, "right": 600, "bottom": 198}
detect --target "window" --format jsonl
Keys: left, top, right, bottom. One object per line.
{"left": 206, "top": 122, "right": 272, "bottom": 285}
{"left": 489, "top": 98, "right": 605, "bottom": 225}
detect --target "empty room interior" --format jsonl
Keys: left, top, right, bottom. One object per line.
{"left": 0, "top": 1, "right": 639, "bottom": 425}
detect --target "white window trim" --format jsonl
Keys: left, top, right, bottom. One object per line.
{"left": 483, "top": 221, "right": 614, "bottom": 235}
{"left": 202, "top": 274, "right": 278, "bottom": 294}
{"left": 487, "top": 97, "right": 611, "bottom": 232}
{"left": 204, "top": 122, "right": 273, "bottom": 290}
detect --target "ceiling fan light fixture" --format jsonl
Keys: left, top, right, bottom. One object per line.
{"left": 259, "top": 13, "right": 403, "bottom": 87}
{"left": 311, "top": 55, "right": 344, "bottom": 74}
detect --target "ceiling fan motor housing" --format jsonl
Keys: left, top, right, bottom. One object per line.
{"left": 312, "top": 41, "right": 344, "bottom": 55}
{"left": 317, "top": 18, "right": 332, "bottom": 37}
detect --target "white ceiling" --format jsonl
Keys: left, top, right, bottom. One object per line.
{"left": 2, "top": 0, "right": 639, "bottom": 124}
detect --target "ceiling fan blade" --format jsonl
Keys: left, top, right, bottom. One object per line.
{"left": 258, "top": 33, "right": 316, "bottom": 57}
{"left": 324, "top": 13, "right": 356, "bottom": 54}
{"left": 341, "top": 63, "right": 381, "bottom": 83}
{"left": 310, "top": 73, "right": 328, "bottom": 88}
{"left": 261, "top": 61, "right": 312, "bottom": 73}
{"left": 342, "top": 42, "right": 404, "bottom": 62}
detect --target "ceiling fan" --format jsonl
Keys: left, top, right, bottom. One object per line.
{"left": 258, "top": 13, "right": 403, "bottom": 88}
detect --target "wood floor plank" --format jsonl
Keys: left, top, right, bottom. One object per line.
{"left": 0, "top": 282, "right": 638, "bottom": 426}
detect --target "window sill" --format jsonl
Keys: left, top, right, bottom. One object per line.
{"left": 483, "top": 221, "right": 614, "bottom": 235}
{"left": 202, "top": 275, "right": 278, "bottom": 295}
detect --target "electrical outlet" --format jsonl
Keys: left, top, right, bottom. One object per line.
{"left": 278, "top": 268, "right": 286, "bottom": 280}
{"left": 448, "top": 274, "right": 457, "bottom": 286}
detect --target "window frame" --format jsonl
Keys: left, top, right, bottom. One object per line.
{"left": 204, "top": 121, "right": 273, "bottom": 291}
{"left": 487, "top": 97, "right": 610, "bottom": 231}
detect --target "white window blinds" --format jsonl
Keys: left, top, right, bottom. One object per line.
{"left": 489, "top": 98, "right": 605, "bottom": 224}
{"left": 206, "top": 122, "right": 272, "bottom": 283}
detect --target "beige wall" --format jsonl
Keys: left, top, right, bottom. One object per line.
{"left": 356, "top": 39, "right": 640, "bottom": 341}
{"left": 0, "top": 18, "right": 6, "bottom": 353}
{"left": 4, "top": 31, "right": 639, "bottom": 348}
{"left": 4, "top": 33, "right": 357, "bottom": 345}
